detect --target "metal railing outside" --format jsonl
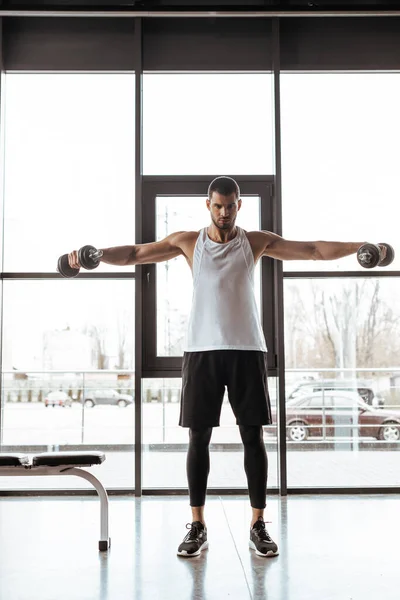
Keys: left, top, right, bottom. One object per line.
{"left": 0, "top": 367, "right": 400, "bottom": 447}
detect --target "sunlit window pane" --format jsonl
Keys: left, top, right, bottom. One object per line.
{"left": 3, "top": 280, "right": 134, "bottom": 372}
{"left": 143, "top": 73, "right": 273, "bottom": 175}
{"left": 281, "top": 73, "right": 400, "bottom": 271}
{"left": 3, "top": 73, "right": 135, "bottom": 272}
{"left": 0, "top": 280, "right": 135, "bottom": 489}
{"left": 284, "top": 278, "right": 400, "bottom": 488}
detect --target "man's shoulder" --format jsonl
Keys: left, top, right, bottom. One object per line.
{"left": 245, "top": 229, "right": 271, "bottom": 237}
{"left": 245, "top": 230, "right": 272, "bottom": 256}
{"left": 171, "top": 230, "right": 201, "bottom": 251}
{"left": 173, "top": 230, "right": 201, "bottom": 242}
{"left": 245, "top": 230, "right": 270, "bottom": 243}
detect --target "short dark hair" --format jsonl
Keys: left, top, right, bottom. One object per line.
{"left": 208, "top": 176, "right": 240, "bottom": 201}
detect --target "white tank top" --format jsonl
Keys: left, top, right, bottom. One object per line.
{"left": 185, "top": 227, "right": 267, "bottom": 352}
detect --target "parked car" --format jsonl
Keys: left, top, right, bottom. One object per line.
{"left": 269, "top": 391, "right": 400, "bottom": 442}
{"left": 287, "top": 378, "right": 384, "bottom": 407}
{"left": 377, "top": 386, "right": 400, "bottom": 407}
{"left": 44, "top": 391, "right": 72, "bottom": 408}
{"left": 83, "top": 389, "right": 133, "bottom": 408}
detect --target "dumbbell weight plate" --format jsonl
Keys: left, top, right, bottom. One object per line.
{"left": 378, "top": 243, "right": 395, "bottom": 267}
{"left": 78, "top": 245, "right": 100, "bottom": 270}
{"left": 357, "top": 243, "right": 380, "bottom": 269}
{"left": 57, "top": 254, "right": 80, "bottom": 278}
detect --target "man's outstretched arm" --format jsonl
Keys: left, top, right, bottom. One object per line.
{"left": 68, "top": 231, "right": 190, "bottom": 268}
{"left": 259, "top": 231, "right": 365, "bottom": 261}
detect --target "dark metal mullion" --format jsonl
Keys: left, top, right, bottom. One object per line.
{"left": 0, "top": 18, "right": 4, "bottom": 445}
{"left": 134, "top": 18, "right": 143, "bottom": 497}
{"left": 141, "top": 488, "right": 280, "bottom": 497}
{"left": 2, "top": 10, "right": 400, "bottom": 17}
{"left": 142, "top": 487, "right": 400, "bottom": 496}
{"left": 284, "top": 270, "right": 400, "bottom": 278}
{"left": 260, "top": 185, "right": 276, "bottom": 371}
{"left": 2, "top": 486, "right": 399, "bottom": 498}
{"left": 1, "top": 273, "right": 136, "bottom": 279}
{"left": 142, "top": 367, "right": 278, "bottom": 378}
{"left": 143, "top": 175, "right": 275, "bottom": 184}
{"left": 141, "top": 187, "right": 156, "bottom": 369}
{"left": 272, "top": 18, "right": 287, "bottom": 497}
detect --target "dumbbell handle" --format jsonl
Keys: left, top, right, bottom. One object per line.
{"left": 88, "top": 248, "right": 104, "bottom": 261}
{"left": 358, "top": 243, "right": 385, "bottom": 259}
{"left": 358, "top": 249, "right": 376, "bottom": 261}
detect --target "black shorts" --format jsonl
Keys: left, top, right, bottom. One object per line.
{"left": 179, "top": 350, "right": 272, "bottom": 428}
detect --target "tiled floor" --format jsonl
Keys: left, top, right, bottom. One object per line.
{"left": 0, "top": 494, "right": 398, "bottom": 600}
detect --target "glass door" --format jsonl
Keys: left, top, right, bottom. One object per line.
{"left": 141, "top": 177, "right": 276, "bottom": 374}
{"left": 140, "top": 176, "right": 278, "bottom": 491}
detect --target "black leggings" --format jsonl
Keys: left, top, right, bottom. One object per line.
{"left": 186, "top": 425, "right": 268, "bottom": 509}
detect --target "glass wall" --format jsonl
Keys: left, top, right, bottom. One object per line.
{"left": 3, "top": 73, "right": 135, "bottom": 273}
{"left": 3, "top": 49, "right": 400, "bottom": 495}
{"left": 281, "top": 73, "right": 400, "bottom": 488}
{"left": 1, "top": 279, "right": 135, "bottom": 489}
{"left": 0, "top": 72, "right": 136, "bottom": 490}
{"left": 281, "top": 73, "right": 400, "bottom": 272}
{"left": 143, "top": 73, "right": 274, "bottom": 175}
{"left": 142, "top": 72, "right": 278, "bottom": 490}
{"left": 283, "top": 279, "right": 400, "bottom": 487}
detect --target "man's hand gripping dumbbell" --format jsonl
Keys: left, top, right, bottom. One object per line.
{"left": 57, "top": 246, "right": 104, "bottom": 278}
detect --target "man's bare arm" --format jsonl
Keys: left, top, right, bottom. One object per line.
{"left": 257, "top": 231, "right": 365, "bottom": 261}
{"left": 69, "top": 232, "right": 195, "bottom": 269}
{"left": 100, "top": 232, "right": 187, "bottom": 266}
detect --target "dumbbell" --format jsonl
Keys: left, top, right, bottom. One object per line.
{"left": 357, "top": 243, "right": 395, "bottom": 269}
{"left": 57, "top": 245, "right": 104, "bottom": 278}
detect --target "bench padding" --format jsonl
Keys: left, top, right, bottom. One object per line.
{"left": 0, "top": 454, "right": 30, "bottom": 467}
{"left": 32, "top": 451, "right": 105, "bottom": 467}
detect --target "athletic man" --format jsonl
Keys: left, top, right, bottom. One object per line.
{"left": 68, "top": 176, "right": 367, "bottom": 558}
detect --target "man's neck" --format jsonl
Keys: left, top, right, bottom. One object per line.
{"left": 207, "top": 224, "right": 238, "bottom": 244}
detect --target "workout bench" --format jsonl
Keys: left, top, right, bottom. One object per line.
{"left": 0, "top": 451, "right": 110, "bottom": 551}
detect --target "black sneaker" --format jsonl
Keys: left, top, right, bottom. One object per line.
{"left": 249, "top": 517, "right": 279, "bottom": 557}
{"left": 177, "top": 521, "right": 208, "bottom": 557}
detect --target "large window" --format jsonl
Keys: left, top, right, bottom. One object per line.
{"left": 281, "top": 73, "right": 400, "bottom": 272}
{"left": 2, "top": 280, "right": 134, "bottom": 374}
{"left": 3, "top": 73, "right": 135, "bottom": 273}
{"left": 283, "top": 278, "right": 400, "bottom": 488}
{"left": 143, "top": 73, "right": 274, "bottom": 175}
{"left": 281, "top": 73, "right": 400, "bottom": 489}
{"left": 4, "top": 50, "right": 400, "bottom": 496}
{"left": 1, "top": 280, "right": 135, "bottom": 489}
{"left": 0, "top": 72, "right": 136, "bottom": 491}
{"left": 284, "top": 278, "right": 400, "bottom": 371}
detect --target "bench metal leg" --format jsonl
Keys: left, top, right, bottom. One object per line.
{"left": 66, "top": 467, "right": 111, "bottom": 551}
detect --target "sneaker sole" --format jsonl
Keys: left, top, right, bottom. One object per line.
{"left": 249, "top": 540, "right": 279, "bottom": 557}
{"left": 177, "top": 540, "right": 209, "bottom": 557}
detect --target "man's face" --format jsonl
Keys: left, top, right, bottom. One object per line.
{"left": 206, "top": 192, "right": 242, "bottom": 230}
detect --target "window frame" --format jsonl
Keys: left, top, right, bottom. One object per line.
{"left": 141, "top": 175, "right": 276, "bottom": 376}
